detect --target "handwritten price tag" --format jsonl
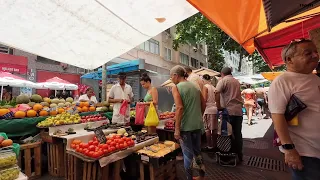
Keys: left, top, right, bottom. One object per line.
{"left": 94, "top": 128, "right": 107, "bottom": 144}
{"left": 141, "top": 155, "right": 149, "bottom": 162}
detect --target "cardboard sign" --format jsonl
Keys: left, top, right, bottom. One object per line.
{"left": 94, "top": 128, "right": 107, "bottom": 144}
{"left": 67, "top": 106, "right": 78, "bottom": 115}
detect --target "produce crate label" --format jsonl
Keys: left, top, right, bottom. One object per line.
{"left": 49, "top": 107, "right": 57, "bottom": 112}
{"left": 94, "top": 129, "right": 107, "bottom": 144}
{"left": 43, "top": 107, "right": 50, "bottom": 112}
{"left": 67, "top": 107, "right": 78, "bottom": 115}
{"left": 141, "top": 155, "right": 150, "bottom": 162}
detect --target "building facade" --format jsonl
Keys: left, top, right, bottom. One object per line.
{"left": 223, "top": 49, "right": 253, "bottom": 76}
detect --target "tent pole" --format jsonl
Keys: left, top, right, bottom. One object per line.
{"left": 102, "top": 64, "right": 107, "bottom": 102}
{"left": 0, "top": 86, "right": 3, "bottom": 101}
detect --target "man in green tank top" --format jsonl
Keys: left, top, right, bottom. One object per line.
{"left": 170, "top": 65, "right": 206, "bottom": 180}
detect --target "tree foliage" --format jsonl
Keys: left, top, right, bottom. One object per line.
{"left": 173, "top": 13, "right": 263, "bottom": 72}
{"left": 249, "top": 51, "right": 286, "bottom": 73}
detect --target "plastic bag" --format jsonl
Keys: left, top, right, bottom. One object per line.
{"left": 135, "top": 103, "right": 145, "bottom": 125}
{"left": 144, "top": 103, "right": 159, "bottom": 126}
{"left": 119, "top": 100, "right": 128, "bottom": 116}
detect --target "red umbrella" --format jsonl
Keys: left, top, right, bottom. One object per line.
{"left": 0, "top": 71, "right": 25, "bottom": 80}
{"left": 42, "top": 77, "right": 72, "bottom": 84}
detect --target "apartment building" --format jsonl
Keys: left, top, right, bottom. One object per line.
{"left": 120, "top": 27, "right": 208, "bottom": 75}
{"left": 223, "top": 49, "right": 253, "bottom": 76}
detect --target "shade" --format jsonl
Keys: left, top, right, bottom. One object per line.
{"left": 0, "top": 0, "right": 197, "bottom": 69}
{"left": 0, "top": 71, "right": 38, "bottom": 88}
{"left": 37, "top": 77, "right": 78, "bottom": 90}
{"left": 187, "top": 0, "right": 320, "bottom": 54}
{"left": 193, "top": 67, "right": 220, "bottom": 77}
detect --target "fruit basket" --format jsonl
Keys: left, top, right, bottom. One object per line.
{"left": 0, "top": 150, "right": 17, "bottom": 168}
{"left": 0, "top": 165, "right": 20, "bottom": 180}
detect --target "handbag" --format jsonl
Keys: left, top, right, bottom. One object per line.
{"left": 135, "top": 103, "right": 145, "bottom": 125}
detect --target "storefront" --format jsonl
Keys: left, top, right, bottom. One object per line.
{"left": 0, "top": 53, "right": 28, "bottom": 75}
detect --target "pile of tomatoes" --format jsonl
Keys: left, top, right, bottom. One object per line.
{"left": 70, "top": 135, "right": 135, "bottom": 158}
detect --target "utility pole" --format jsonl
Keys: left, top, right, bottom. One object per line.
{"left": 101, "top": 64, "right": 107, "bottom": 102}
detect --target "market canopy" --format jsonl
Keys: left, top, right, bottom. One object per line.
{"left": 0, "top": 0, "right": 197, "bottom": 69}
{"left": 187, "top": 0, "right": 320, "bottom": 54}
{"left": 37, "top": 77, "right": 78, "bottom": 90}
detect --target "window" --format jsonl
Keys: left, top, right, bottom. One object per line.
{"left": 200, "top": 62, "right": 204, "bottom": 67}
{"left": 164, "top": 47, "right": 172, "bottom": 61}
{"left": 191, "top": 58, "right": 197, "bottom": 68}
{"left": 140, "top": 39, "right": 159, "bottom": 55}
{"left": 0, "top": 44, "right": 12, "bottom": 54}
{"left": 165, "top": 28, "right": 170, "bottom": 34}
{"left": 180, "top": 52, "right": 189, "bottom": 65}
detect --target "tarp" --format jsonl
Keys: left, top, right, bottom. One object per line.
{"left": 255, "top": 15, "right": 320, "bottom": 67}
{"left": 0, "top": 0, "right": 197, "bottom": 69}
{"left": 81, "top": 59, "right": 141, "bottom": 80}
{"left": 187, "top": 0, "right": 320, "bottom": 54}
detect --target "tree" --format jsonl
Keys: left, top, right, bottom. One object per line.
{"left": 173, "top": 13, "right": 252, "bottom": 72}
{"left": 249, "top": 51, "right": 286, "bottom": 73}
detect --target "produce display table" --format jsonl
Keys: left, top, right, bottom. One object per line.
{"left": 0, "top": 112, "right": 113, "bottom": 138}
{"left": 156, "top": 119, "right": 175, "bottom": 142}
{"left": 65, "top": 137, "right": 159, "bottom": 180}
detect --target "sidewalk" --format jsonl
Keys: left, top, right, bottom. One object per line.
{"left": 177, "top": 116, "right": 290, "bottom": 180}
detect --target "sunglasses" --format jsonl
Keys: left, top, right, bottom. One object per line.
{"left": 284, "top": 38, "right": 310, "bottom": 61}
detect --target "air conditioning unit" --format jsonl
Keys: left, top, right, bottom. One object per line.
{"left": 77, "top": 68, "right": 86, "bottom": 74}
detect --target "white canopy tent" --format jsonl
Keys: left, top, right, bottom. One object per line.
{"left": 0, "top": 0, "right": 197, "bottom": 69}
{"left": 234, "top": 74, "right": 268, "bottom": 85}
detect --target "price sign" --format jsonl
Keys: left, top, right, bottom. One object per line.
{"left": 141, "top": 155, "right": 149, "bottom": 162}
{"left": 67, "top": 106, "right": 78, "bottom": 115}
{"left": 94, "top": 128, "right": 107, "bottom": 144}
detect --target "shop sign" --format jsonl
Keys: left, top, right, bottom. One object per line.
{"left": 0, "top": 63, "right": 27, "bottom": 74}
{"left": 27, "top": 68, "right": 36, "bottom": 82}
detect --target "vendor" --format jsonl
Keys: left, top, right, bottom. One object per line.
{"left": 78, "top": 87, "right": 97, "bottom": 104}
{"left": 108, "top": 72, "right": 134, "bottom": 124}
{"left": 2, "top": 87, "right": 12, "bottom": 102}
{"left": 140, "top": 73, "right": 158, "bottom": 105}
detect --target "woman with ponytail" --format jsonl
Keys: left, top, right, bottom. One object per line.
{"left": 140, "top": 73, "right": 158, "bottom": 105}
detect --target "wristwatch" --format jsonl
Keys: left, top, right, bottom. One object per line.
{"left": 282, "top": 144, "right": 295, "bottom": 150}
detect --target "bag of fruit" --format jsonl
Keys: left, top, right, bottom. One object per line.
{"left": 135, "top": 103, "right": 145, "bottom": 125}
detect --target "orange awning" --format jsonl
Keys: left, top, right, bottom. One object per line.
{"left": 187, "top": 0, "right": 320, "bottom": 54}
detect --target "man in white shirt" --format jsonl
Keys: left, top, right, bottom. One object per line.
{"left": 268, "top": 39, "right": 320, "bottom": 179}
{"left": 185, "top": 67, "right": 204, "bottom": 92}
{"left": 108, "top": 72, "right": 134, "bottom": 124}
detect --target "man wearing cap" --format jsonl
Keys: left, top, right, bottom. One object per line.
{"left": 215, "top": 67, "right": 244, "bottom": 162}
{"left": 108, "top": 72, "right": 134, "bottom": 124}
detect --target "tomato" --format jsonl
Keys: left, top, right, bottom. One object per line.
{"left": 123, "top": 142, "right": 128, "bottom": 148}
{"left": 76, "top": 147, "right": 80, "bottom": 152}
{"left": 73, "top": 139, "right": 82, "bottom": 145}
{"left": 115, "top": 144, "right": 119, "bottom": 149}
{"left": 83, "top": 143, "right": 89, "bottom": 148}
{"left": 102, "top": 144, "right": 108, "bottom": 149}
{"left": 89, "top": 145, "right": 96, "bottom": 151}
{"left": 103, "top": 149, "right": 109, "bottom": 154}
{"left": 71, "top": 144, "right": 76, "bottom": 149}
{"left": 110, "top": 142, "right": 116, "bottom": 146}
{"left": 83, "top": 149, "right": 89, "bottom": 155}
{"left": 107, "top": 140, "right": 112, "bottom": 144}
{"left": 119, "top": 144, "right": 124, "bottom": 149}
{"left": 93, "top": 136, "right": 98, "bottom": 141}
{"left": 110, "top": 146, "right": 116, "bottom": 152}
{"left": 92, "top": 152, "right": 99, "bottom": 158}
{"left": 115, "top": 135, "right": 121, "bottom": 139}
{"left": 88, "top": 140, "right": 94, "bottom": 145}
{"left": 93, "top": 141, "right": 99, "bottom": 146}
{"left": 98, "top": 144, "right": 104, "bottom": 148}
{"left": 88, "top": 151, "right": 95, "bottom": 157}
{"left": 97, "top": 151, "right": 103, "bottom": 157}
{"left": 118, "top": 139, "right": 124, "bottom": 144}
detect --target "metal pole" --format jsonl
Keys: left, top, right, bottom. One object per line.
{"left": 0, "top": 86, "right": 3, "bottom": 101}
{"left": 101, "top": 64, "right": 107, "bottom": 102}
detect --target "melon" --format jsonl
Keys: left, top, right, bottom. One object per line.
{"left": 51, "top": 98, "right": 60, "bottom": 104}
{"left": 108, "top": 106, "right": 113, "bottom": 112}
{"left": 65, "top": 102, "right": 71, "bottom": 107}
{"left": 72, "top": 102, "right": 77, "bottom": 105}
{"left": 59, "top": 99, "right": 66, "bottom": 103}
{"left": 28, "top": 102, "right": 35, "bottom": 108}
{"left": 30, "top": 94, "right": 43, "bottom": 103}
{"left": 43, "top": 97, "right": 51, "bottom": 104}
{"left": 40, "top": 102, "right": 49, "bottom": 107}
{"left": 66, "top": 97, "right": 74, "bottom": 103}
{"left": 16, "top": 94, "right": 30, "bottom": 104}
{"left": 102, "top": 101, "right": 110, "bottom": 107}
{"left": 100, "top": 107, "right": 108, "bottom": 112}
{"left": 50, "top": 103, "right": 58, "bottom": 108}
{"left": 58, "top": 103, "right": 65, "bottom": 108}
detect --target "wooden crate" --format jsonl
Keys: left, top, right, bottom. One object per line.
{"left": 47, "top": 142, "right": 66, "bottom": 177}
{"left": 40, "top": 129, "right": 58, "bottom": 144}
{"left": 18, "top": 142, "right": 42, "bottom": 179}
{"left": 140, "top": 159, "right": 177, "bottom": 180}
{"left": 66, "top": 152, "right": 122, "bottom": 180}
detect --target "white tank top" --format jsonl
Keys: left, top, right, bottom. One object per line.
{"left": 204, "top": 84, "right": 217, "bottom": 114}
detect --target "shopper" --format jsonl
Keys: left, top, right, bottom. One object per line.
{"left": 108, "top": 72, "right": 134, "bottom": 124}
{"left": 171, "top": 65, "right": 206, "bottom": 180}
{"left": 242, "top": 84, "right": 256, "bottom": 126}
{"left": 185, "top": 66, "right": 204, "bottom": 91}
{"left": 140, "top": 73, "right": 158, "bottom": 105}
{"left": 268, "top": 39, "right": 320, "bottom": 180}
{"left": 201, "top": 74, "right": 218, "bottom": 152}
{"left": 78, "top": 87, "right": 98, "bottom": 104}
{"left": 215, "top": 67, "right": 244, "bottom": 162}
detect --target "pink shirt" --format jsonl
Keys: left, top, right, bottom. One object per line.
{"left": 268, "top": 72, "right": 320, "bottom": 158}
{"left": 204, "top": 84, "right": 217, "bottom": 115}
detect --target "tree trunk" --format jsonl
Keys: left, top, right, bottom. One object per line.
{"left": 101, "top": 64, "right": 107, "bottom": 101}
{"left": 238, "top": 46, "right": 242, "bottom": 72}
